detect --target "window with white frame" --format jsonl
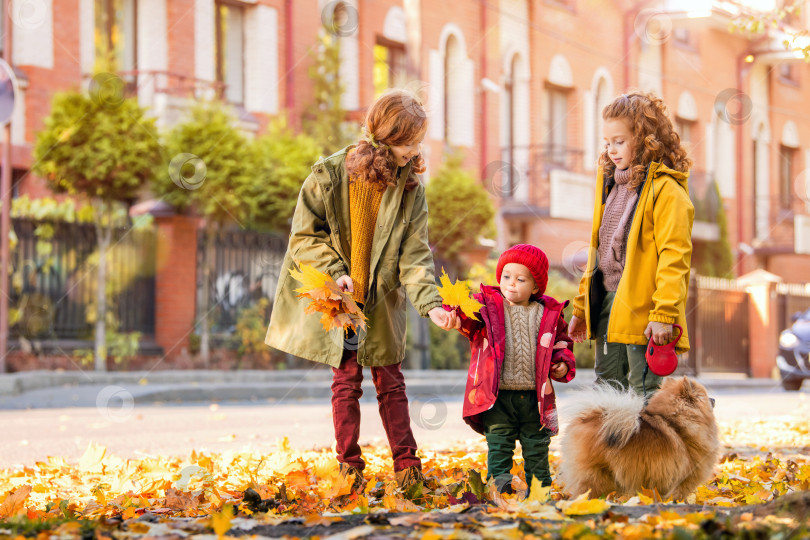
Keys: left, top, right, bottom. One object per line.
{"left": 546, "top": 85, "right": 568, "bottom": 166}
{"left": 430, "top": 25, "right": 473, "bottom": 146}
{"left": 502, "top": 53, "right": 530, "bottom": 201}
{"left": 331, "top": 1, "right": 360, "bottom": 111}
{"left": 215, "top": 1, "right": 245, "bottom": 104}
{"left": 444, "top": 34, "right": 463, "bottom": 143}
{"left": 95, "top": 0, "right": 137, "bottom": 72}
{"left": 780, "top": 145, "right": 796, "bottom": 210}
{"left": 593, "top": 77, "right": 609, "bottom": 165}
{"left": 676, "top": 117, "right": 696, "bottom": 156}
{"left": 779, "top": 63, "right": 799, "bottom": 85}
{"left": 373, "top": 38, "right": 407, "bottom": 99}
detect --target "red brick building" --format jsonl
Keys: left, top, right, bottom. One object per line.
{"left": 8, "top": 0, "right": 810, "bottom": 282}
{"left": 6, "top": 1, "right": 810, "bottom": 294}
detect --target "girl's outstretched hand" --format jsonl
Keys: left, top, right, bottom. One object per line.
{"left": 336, "top": 275, "right": 354, "bottom": 293}
{"left": 568, "top": 315, "right": 587, "bottom": 343}
{"left": 428, "top": 307, "right": 458, "bottom": 330}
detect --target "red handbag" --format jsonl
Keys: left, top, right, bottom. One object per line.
{"left": 645, "top": 324, "right": 683, "bottom": 377}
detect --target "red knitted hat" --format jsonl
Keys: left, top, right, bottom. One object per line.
{"left": 496, "top": 244, "right": 549, "bottom": 298}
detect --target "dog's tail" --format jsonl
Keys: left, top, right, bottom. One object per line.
{"left": 565, "top": 383, "right": 645, "bottom": 449}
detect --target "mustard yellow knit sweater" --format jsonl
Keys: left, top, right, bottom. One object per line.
{"left": 349, "top": 178, "right": 385, "bottom": 305}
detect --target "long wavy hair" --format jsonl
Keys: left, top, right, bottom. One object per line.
{"left": 345, "top": 89, "right": 427, "bottom": 192}
{"left": 598, "top": 90, "right": 693, "bottom": 190}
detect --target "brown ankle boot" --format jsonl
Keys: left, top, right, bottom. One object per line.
{"left": 395, "top": 466, "right": 428, "bottom": 498}
{"left": 335, "top": 463, "right": 366, "bottom": 504}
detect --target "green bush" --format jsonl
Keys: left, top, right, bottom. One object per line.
{"left": 251, "top": 117, "right": 322, "bottom": 232}
{"left": 428, "top": 323, "right": 468, "bottom": 370}
{"left": 426, "top": 152, "right": 495, "bottom": 270}
{"left": 234, "top": 298, "right": 286, "bottom": 369}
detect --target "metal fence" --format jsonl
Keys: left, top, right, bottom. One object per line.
{"left": 9, "top": 218, "right": 156, "bottom": 340}
{"left": 197, "top": 228, "right": 287, "bottom": 337}
{"left": 683, "top": 275, "right": 751, "bottom": 374}
{"left": 776, "top": 282, "right": 810, "bottom": 333}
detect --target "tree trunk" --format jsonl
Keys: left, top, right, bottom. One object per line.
{"left": 199, "top": 222, "right": 214, "bottom": 367}
{"left": 94, "top": 202, "right": 113, "bottom": 372}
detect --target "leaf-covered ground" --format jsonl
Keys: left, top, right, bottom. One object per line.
{"left": 1, "top": 415, "right": 809, "bottom": 539}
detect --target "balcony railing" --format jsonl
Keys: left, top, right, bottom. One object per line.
{"left": 534, "top": 143, "right": 585, "bottom": 172}
{"left": 117, "top": 70, "right": 226, "bottom": 100}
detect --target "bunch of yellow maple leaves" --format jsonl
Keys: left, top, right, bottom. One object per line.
{"left": 289, "top": 261, "right": 367, "bottom": 333}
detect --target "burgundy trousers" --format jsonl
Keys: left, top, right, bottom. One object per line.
{"left": 331, "top": 347, "right": 421, "bottom": 472}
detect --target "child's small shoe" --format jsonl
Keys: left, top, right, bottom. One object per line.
{"left": 334, "top": 463, "right": 367, "bottom": 506}
{"left": 493, "top": 475, "right": 515, "bottom": 495}
{"left": 395, "top": 466, "right": 429, "bottom": 498}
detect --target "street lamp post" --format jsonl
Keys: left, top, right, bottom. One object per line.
{"left": 0, "top": 8, "right": 16, "bottom": 372}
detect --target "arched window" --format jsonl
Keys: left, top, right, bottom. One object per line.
{"left": 503, "top": 53, "right": 530, "bottom": 200}
{"left": 373, "top": 7, "right": 407, "bottom": 98}
{"left": 429, "top": 25, "right": 473, "bottom": 146}
{"left": 331, "top": 1, "right": 359, "bottom": 110}
{"left": 752, "top": 121, "right": 771, "bottom": 239}
{"left": 594, "top": 77, "right": 610, "bottom": 164}
{"left": 546, "top": 54, "right": 573, "bottom": 166}
{"left": 444, "top": 34, "right": 462, "bottom": 143}
{"left": 585, "top": 69, "right": 613, "bottom": 171}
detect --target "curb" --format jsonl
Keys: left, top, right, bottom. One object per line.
{"left": 0, "top": 369, "right": 785, "bottom": 408}
{"left": 0, "top": 369, "right": 465, "bottom": 398}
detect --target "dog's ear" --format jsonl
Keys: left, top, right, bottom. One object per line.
{"left": 679, "top": 377, "right": 698, "bottom": 400}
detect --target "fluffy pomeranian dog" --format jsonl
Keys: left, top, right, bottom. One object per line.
{"left": 558, "top": 377, "right": 720, "bottom": 500}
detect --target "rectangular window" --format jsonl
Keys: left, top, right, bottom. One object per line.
{"left": 780, "top": 145, "right": 795, "bottom": 210}
{"left": 676, "top": 117, "right": 696, "bottom": 157}
{"left": 547, "top": 87, "right": 568, "bottom": 165}
{"left": 215, "top": 1, "right": 245, "bottom": 104}
{"left": 94, "top": 0, "right": 137, "bottom": 73}
{"left": 676, "top": 119, "right": 691, "bottom": 145}
{"left": 779, "top": 63, "right": 799, "bottom": 85}
{"left": 3, "top": 168, "right": 29, "bottom": 199}
{"left": 373, "top": 39, "right": 407, "bottom": 99}
{"left": 373, "top": 41, "right": 407, "bottom": 99}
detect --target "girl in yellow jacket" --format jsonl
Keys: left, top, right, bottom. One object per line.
{"left": 568, "top": 91, "right": 694, "bottom": 396}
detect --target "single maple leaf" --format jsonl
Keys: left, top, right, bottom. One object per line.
{"left": 556, "top": 491, "right": 611, "bottom": 515}
{"left": 165, "top": 487, "right": 195, "bottom": 510}
{"left": 289, "top": 262, "right": 329, "bottom": 293}
{"left": 211, "top": 504, "right": 234, "bottom": 539}
{"left": 78, "top": 442, "right": 106, "bottom": 473}
{"left": 0, "top": 485, "right": 32, "bottom": 518}
{"left": 436, "top": 269, "right": 483, "bottom": 321}
{"left": 526, "top": 478, "right": 551, "bottom": 502}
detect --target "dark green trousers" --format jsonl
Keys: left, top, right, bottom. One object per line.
{"left": 481, "top": 390, "right": 552, "bottom": 490}
{"left": 595, "top": 291, "right": 662, "bottom": 396}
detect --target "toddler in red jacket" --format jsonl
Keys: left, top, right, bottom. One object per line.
{"left": 445, "top": 244, "right": 576, "bottom": 493}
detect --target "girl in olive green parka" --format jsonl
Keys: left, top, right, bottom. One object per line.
{"left": 265, "top": 90, "right": 455, "bottom": 498}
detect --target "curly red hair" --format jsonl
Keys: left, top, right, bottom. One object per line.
{"left": 598, "top": 90, "right": 693, "bottom": 190}
{"left": 345, "top": 89, "right": 427, "bottom": 192}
